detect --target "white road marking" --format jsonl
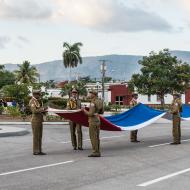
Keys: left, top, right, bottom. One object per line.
{"left": 60, "top": 135, "right": 125, "bottom": 144}
{"left": 137, "top": 167, "right": 190, "bottom": 187}
{"left": 149, "top": 139, "right": 190, "bottom": 148}
{"left": 0, "top": 160, "right": 74, "bottom": 176}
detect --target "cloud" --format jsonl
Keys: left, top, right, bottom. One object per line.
{"left": 0, "top": 36, "right": 11, "bottom": 48}
{"left": 0, "top": 0, "right": 172, "bottom": 32}
{"left": 17, "top": 36, "right": 30, "bottom": 43}
{"left": 0, "top": 0, "right": 53, "bottom": 19}
{"left": 54, "top": 0, "right": 172, "bottom": 32}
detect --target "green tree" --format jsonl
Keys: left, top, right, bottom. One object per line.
{"left": 2, "top": 84, "right": 30, "bottom": 103}
{"left": 0, "top": 65, "right": 15, "bottom": 89}
{"left": 60, "top": 81, "right": 87, "bottom": 97}
{"left": 62, "top": 42, "right": 83, "bottom": 81}
{"left": 14, "top": 60, "right": 39, "bottom": 84}
{"left": 104, "top": 76, "right": 112, "bottom": 83}
{"left": 128, "top": 49, "right": 190, "bottom": 108}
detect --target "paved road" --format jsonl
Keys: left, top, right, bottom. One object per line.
{"left": 0, "top": 121, "right": 190, "bottom": 190}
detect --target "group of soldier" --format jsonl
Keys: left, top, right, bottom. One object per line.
{"left": 29, "top": 88, "right": 183, "bottom": 157}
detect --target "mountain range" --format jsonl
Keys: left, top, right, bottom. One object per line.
{"left": 4, "top": 50, "right": 190, "bottom": 82}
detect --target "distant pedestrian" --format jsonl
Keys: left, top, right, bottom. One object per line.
{"left": 12, "top": 100, "right": 17, "bottom": 107}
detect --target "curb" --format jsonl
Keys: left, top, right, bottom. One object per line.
{"left": 0, "top": 126, "right": 29, "bottom": 137}
{"left": 0, "top": 122, "right": 69, "bottom": 125}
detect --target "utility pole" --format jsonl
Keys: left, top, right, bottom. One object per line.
{"left": 100, "top": 60, "right": 108, "bottom": 100}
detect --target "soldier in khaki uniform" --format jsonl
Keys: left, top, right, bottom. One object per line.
{"left": 82, "top": 90, "right": 101, "bottom": 157}
{"left": 170, "top": 92, "right": 182, "bottom": 145}
{"left": 67, "top": 89, "right": 83, "bottom": 150}
{"left": 130, "top": 93, "right": 140, "bottom": 143}
{"left": 29, "top": 90, "right": 47, "bottom": 155}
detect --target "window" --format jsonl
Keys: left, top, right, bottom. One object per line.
{"left": 115, "top": 96, "right": 123, "bottom": 105}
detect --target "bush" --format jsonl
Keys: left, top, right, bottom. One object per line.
{"left": 104, "top": 104, "right": 111, "bottom": 111}
{"left": 0, "top": 106, "right": 4, "bottom": 114}
{"left": 7, "top": 106, "right": 21, "bottom": 117}
{"left": 48, "top": 98, "right": 67, "bottom": 109}
{"left": 46, "top": 115, "right": 64, "bottom": 121}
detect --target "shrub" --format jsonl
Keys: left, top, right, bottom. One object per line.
{"left": 0, "top": 106, "right": 4, "bottom": 114}
{"left": 48, "top": 98, "right": 67, "bottom": 109}
{"left": 7, "top": 106, "right": 21, "bottom": 117}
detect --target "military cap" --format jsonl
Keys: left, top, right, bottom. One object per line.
{"left": 89, "top": 89, "right": 98, "bottom": 96}
{"left": 132, "top": 93, "right": 138, "bottom": 97}
{"left": 173, "top": 91, "right": 181, "bottom": 97}
{"left": 32, "top": 89, "right": 41, "bottom": 94}
{"left": 71, "top": 88, "right": 78, "bottom": 93}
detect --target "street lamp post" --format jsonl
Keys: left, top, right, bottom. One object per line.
{"left": 100, "top": 60, "right": 107, "bottom": 100}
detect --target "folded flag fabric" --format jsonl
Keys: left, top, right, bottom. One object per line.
{"left": 104, "top": 103, "right": 166, "bottom": 130}
{"left": 48, "top": 103, "right": 166, "bottom": 131}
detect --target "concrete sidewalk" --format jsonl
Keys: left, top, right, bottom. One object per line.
{"left": 0, "top": 126, "right": 29, "bottom": 137}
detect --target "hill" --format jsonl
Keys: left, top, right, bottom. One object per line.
{"left": 4, "top": 50, "right": 190, "bottom": 81}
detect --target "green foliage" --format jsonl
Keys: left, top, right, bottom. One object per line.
{"left": 7, "top": 107, "right": 21, "bottom": 117}
{"left": 43, "top": 80, "right": 56, "bottom": 88}
{"left": 63, "top": 42, "right": 83, "bottom": 68}
{"left": 48, "top": 98, "right": 67, "bottom": 109}
{"left": 46, "top": 115, "right": 64, "bottom": 121}
{"left": 2, "top": 84, "right": 30, "bottom": 103}
{"left": 104, "top": 76, "right": 112, "bottom": 83}
{"left": 0, "top": 106, "right": 4, "bottom": 114}
{"left": 112, "top": 104, "right": 121, "bottom": 112}
{"left": 104, "top": 104, "right": 112, "bottom": 111}
{"left": 128, "top": 49, "right": 190, "bottom": 106}
{"left": 60, "top": 81, "right": 87, "bottom": 97}
{"left": 14, "top": 60, "right": 39, "bottom": 84}
{"left": 0, "top": 65, "right": 15, "bottom": 89}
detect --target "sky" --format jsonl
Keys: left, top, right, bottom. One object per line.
{"left": 0, "top": 0, "right": 190, "bottom": 64}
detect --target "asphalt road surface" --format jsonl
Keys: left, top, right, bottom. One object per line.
{"left": 0, "top": 120, "right": 190, "bottom": 190}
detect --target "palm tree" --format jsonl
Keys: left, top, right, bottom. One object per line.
{"left": 14, "top": 60, "right": 39, "bottom": 84}
{"left": 62, "top": 42, "right": 83, "bottom": 81}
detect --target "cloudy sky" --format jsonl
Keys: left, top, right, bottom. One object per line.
{"left": 0, "top": 0, "right": 190, "bottom": 64}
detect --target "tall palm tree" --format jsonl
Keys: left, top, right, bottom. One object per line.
{"left": 62, "top": 42, "right": 83, "bottom": 81}
{"left": 14, "top": 60, "right": 39, "bottom": 84}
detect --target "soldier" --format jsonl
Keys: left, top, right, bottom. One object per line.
{"left": 170, "top": 92, "right": 182, "bottom": 145}
{"left": 29, "top": 90, "right": 47, "bottom": 155}
{"left": 82, "top": 90, "right": 101, "bottom": 157}
{"left": 130, "top": 93, "right": 140, "bottom": 143}
{"left": 67, "top": 88, "right": 83, "bottom": 150}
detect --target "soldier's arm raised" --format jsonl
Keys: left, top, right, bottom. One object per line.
{"left": 83, "top": 103, "right": 95, "bottom": 117}
{"left": 30, "top": 104, "right": 44, "bottom": 114}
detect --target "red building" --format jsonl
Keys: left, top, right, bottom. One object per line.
{"left": 185, "top": 88, "right": 190, "bottom": 104}
{"left": 109, "top": 84, "right": 190, "bottom": 105}
{"left": 108, "top": 84, "right": 131, "bottom": 105}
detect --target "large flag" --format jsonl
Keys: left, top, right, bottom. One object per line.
{"left": 48, "top": 103, "right": 166, "bottom": 131}
{"left": 181, "top": 104, "right": 190, "bottom": 120}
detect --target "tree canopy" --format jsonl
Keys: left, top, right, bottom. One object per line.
{"left": 128, "top": 49, "right": 190, "bottom": 106}
{"left": 0, "top": 65, "right": 15, "bottom": 89}
{"left": 14, "top": 60, "right": 39, "bottom": 84}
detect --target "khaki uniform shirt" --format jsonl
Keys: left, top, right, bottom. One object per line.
{"left": 67, "top": 97, "right": 81, "bottom": 110}
{"left": 29, "top": 97, "right": 44, "bottom": 122}
{"left": 84, "top": 98, "right": 100, "bottom": 123}
{"left": 170, "top": 98, "right": 182, "bottom": 116}
{"left": 130, "top": 98, "right": 138, "bottom": 108}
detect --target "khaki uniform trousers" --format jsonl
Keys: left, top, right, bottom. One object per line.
{"left": 89, "top": 120, "right": 100, "bottom": 155}
{"left": 130, "top": 130, "right": 138, "bottom": 142}
{"left": 32, "top": 122, "right": 43, "bottom": 153}
{"left": 172, "top": 114, "right": 181, "bottom": 143}
{"left": 69, "top": 121, "right": 82, "bottom": 149}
